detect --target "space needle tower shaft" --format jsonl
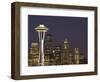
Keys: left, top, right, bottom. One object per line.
{"left": 35, "top": 24, "right": 48, "bottom": 66}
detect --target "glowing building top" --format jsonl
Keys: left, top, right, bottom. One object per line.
{"left": 64, "top": 38, "right": 68, "bottom": 44}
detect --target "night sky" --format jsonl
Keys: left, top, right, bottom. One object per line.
{"left": 28, "top": 15, "right": 88, "bottom": 57}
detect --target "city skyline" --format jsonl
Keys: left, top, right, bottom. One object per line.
{"left": 28, "top": 34, "right": 87, "bottom": 66}
{"left": 28, "top": 20, "right": 87, "bottom": 66}
{"left": 28, "top": 15, "right": 88, "bottom": 57}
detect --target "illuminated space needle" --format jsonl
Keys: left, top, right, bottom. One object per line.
{"left": 35, "top": 24, "right": 48, "bottom": 66}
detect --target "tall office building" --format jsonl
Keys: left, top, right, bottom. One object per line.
{"left": 28, "top": 48, "right": 33, "bottom": 66}
{"left": 61, "top": 39, "right": 73, "bottom": 64}
{"left": 44, "top": 34, "right": 62, "bottom": 65}
{"left": 28, "top": 42, "right": 39, "bottom": 66}
{"left": 74, "top": 48, "right": 80, "bottom": 64}
{"left": 79, "top": 52, "right": 87, "bottom": 64}
{"left": 44, "top": 34, "right": 54, "bottom": 65}
{"left": 53, "top": 44, "right": 61, "bottom": 65}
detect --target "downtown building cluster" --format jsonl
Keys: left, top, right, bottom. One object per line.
{"left": 28, "top": 34, "right": 87, "bottom": 66}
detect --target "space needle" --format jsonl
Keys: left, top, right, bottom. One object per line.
{"left": 35, "top": 24, "right": 48, "bottom": 66}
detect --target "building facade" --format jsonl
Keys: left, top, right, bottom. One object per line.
{"left": 44, "top": 34, "right": 54, "bottom": 65}
{"left": 28, "top": 42, "right": 39, "bottom": 66}
{"left": 61, "top": 39, "right": 74, "bottom": 65}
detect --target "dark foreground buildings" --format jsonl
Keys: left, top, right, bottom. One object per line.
{"left": 28, "top": 34, "right": 87, "bottom": 66}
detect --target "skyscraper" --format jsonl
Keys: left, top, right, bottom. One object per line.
{"left": 53, "top": 44, "right": 61, "bottom": 65}
{"left": 28, "top": 42, "right": 39, "bottom": 66}
{"left": 61, "top": 39, "right": 73, "bottom": 64}
{"left": 74, "top": 48, "right": 80, "bottom": 64}
{"left": 44, "top": 34, "right": 54, "bottom": 65}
